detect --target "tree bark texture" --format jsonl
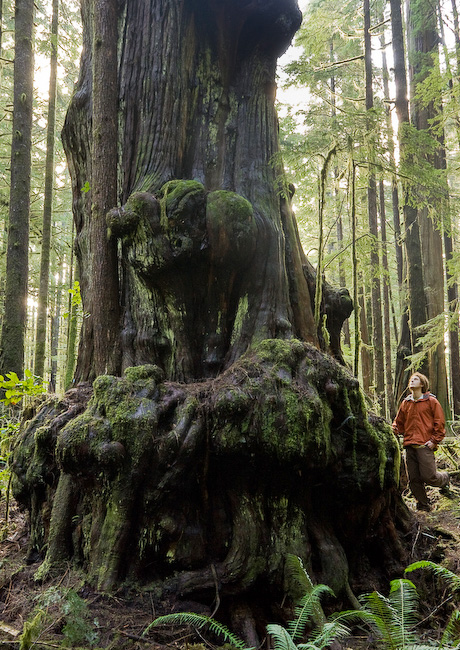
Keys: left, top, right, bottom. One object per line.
{"left": 89, "top": 0, "right": 121, "bottom": 377}
{"left": 379, "top": 181, "right": 396, "bottom": 419}
{"left": 61, "top": 0, "right": 337, "bottom": 384}
{"left": 0, "top": 0, "right": 34, "bottom": 376}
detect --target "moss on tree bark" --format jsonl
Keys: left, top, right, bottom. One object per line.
{"left": 12, "top": 340, "right": 409, "bottom": 621}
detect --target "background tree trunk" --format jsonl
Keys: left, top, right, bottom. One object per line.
{"left": 364, "top": 0, "right": 384, "bottom": 412}
{"left": 391, "top": 0, "right": 429, "bottom": 386}
{"left": 34, "top": 0, "right": 59, "bottom": 380}
{"left": 407, "top": 0, "right": 449, "bottom": 412}
{"left": 0, "top": 0, "right": 34, "bottom": 376}
{"left": 87, "top": 0, "right": 121, "bottom": 379}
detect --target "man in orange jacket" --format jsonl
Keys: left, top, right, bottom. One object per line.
{"left": 393, "top": 372, "right": 450, "bottom": 512}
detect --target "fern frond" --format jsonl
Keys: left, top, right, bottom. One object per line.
{"left": 144, "top": 612, "right": 249, "bottom": 649}
{"left": 285, "top": 556, "right": 328, "bottom": 631}
{"left": 288, "top": 584, "right": 335, "bottom": 641}
{"left": 441, "top": 609, "right": 460, "bottom": 647}
{"left": 405, "top": 561, "right": 460, "bottom": 593}
{"left": 267, "top": 623, "right": 299, "bottom": 650}
{"left": 331, "top": 608, "right": 386, "bottom": 634}
{"left": 308, "top": 619, "right": 351, "bottom": 648}
{"left": 403, "top": 645, "right": 446, "bottom": 649}
{"left": 285, "top": 555, "right": 315, "bottom": 598}
{"left": 387, "top": 579, "right": 419, "bottom": 648}
{"left": 358, "top": 590, "right": 399, "bottom": 647}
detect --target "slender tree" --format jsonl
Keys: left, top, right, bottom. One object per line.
{"left": 407, "top": 0, "right": 449, "bottom": 412}
{"left": 85, "top": 0, "right": 121, "bottom": 378}
{"left": 437, "top": 0, "right": 460, "bottom": 417}
{"left": 379, "top": 180, "right": 396, "bottom": 417}
{"left": 364, "top": 0, "right": 384, "bottom": 411}
{"left": 390, "top": 0, "right": 428, "bottom": 399}
{"left": 49, "top": 274, "right": 62, "bottom": 392}
{"left": 0, "top": 0, "right": 34, "bottom": 377}
{"left": 34, "top": 0, "right": 59, "bottom": 380}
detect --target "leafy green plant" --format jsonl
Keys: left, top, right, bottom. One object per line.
{"left": 0, "top": 369, "right": 46, "bottom": 406}
{"left": 144, "top": 612, "right": 250, "bottom": 648}
{"left": 143, "top": 557, "right": 460, "bottom": 650}
{"left": 340, "top": 578, "right": 421, "bottom": 650}
{"left": 63, "top": 280, "right": 82, "bottom": 318}
{"left": 19, "top": 586, "right": 100, "bottom": 648}
{"left": 268, "top": 555, "right": 351, "bottom": 650}
{"left": 0, "top": 370, "right": 46, "bottom": 514}
{"left": 404, "top": 560, "right": 460, "bottom": 649}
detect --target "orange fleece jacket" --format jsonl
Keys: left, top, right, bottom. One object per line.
{"left": 392, "top": 393, "right": 445, "bottom": 448}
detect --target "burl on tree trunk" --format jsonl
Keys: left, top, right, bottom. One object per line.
{"left": 11, "top": 0, "right": 410, "bottom": 636}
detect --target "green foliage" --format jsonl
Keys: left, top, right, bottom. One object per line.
{"left": 0, "top": 369, "right": 46, "bottom": 406}
{"left": 20, "top": 585, "right": 100, "bottom": 648}
{"left": 144, "top": 612, "right": 251, "bottom": 649}
{"left": 0, "top": 370, "right": 46, "bottom": 494}
{"left": 63, "top": 280, "right": 82, "bottom": 318}
{"left": 405, "top": 560, "right": 460, "bottom": 593}
{"left": 350, "top": 579, "right": 420, "bottom": 649}
{"left": 19, "top": 611, "right": 46, "bottom": 650}
{"left": 143, "top": 557, "right": 460, "bottom": 650}
{"left": 405, "top": 560, "right": 460, "bottom": 649}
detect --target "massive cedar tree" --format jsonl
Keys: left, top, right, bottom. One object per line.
{"left": 11, "top": 0, "right": 409, "bottom": 638}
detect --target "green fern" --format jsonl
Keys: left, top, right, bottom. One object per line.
{"left": 288, "top": 584, "right": 335, "bottom": 641}
{"left": 356, "top": 579, "right": 419, "bottom": 649}
{"left": 441, "top": 610, "right": 460, "bottom": 648}
{"left": 307, "top": 619, "right": 353, "bottom": 648}
{"left": 284, "top": 554, "right": 327, "bottom": 630}
{"left": 284, "top": 555, "right": 316, "bottom": 601}
{"left": 267, "top": 623, "right": 299, "bottom": 650}
{"left": 405, "top": 561, "right": 460, "bottom": 593}
{"left": 143, "top": 612, "right": 250, "bottom": 649}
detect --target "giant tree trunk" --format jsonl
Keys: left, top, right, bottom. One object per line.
{"left": 11, "top": 0, "right": 408, "bottom": 635}
{"left": 12, "top": 340, "right": 407, "bottom": 608}
{"left": 64, "top": 0, "right": 322, "bottom": 384}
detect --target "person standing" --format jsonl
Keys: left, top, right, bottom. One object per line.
{"left": 393, "top": 372, "right": 450, "bottom": 512}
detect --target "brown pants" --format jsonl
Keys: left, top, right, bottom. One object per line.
{"left": 405, "top": 445, "right": 449, "bottom": 507}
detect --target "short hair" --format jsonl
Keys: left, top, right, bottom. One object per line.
{"left": 409, "top": 372, "right": 429, "bottom": 393}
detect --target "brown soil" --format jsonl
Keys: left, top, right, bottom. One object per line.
{"left": 0, "top": 472, "right": 459, "bottom": 649}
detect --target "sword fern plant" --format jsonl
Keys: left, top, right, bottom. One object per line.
{"left": 143, "top": 557, "right": 460, "bottom": 650}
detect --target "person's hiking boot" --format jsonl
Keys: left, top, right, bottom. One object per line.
{"left": 440, "top": 474, "right": 454, "bottom": 497}
{"left": 416, "top": 501, "right": 432, "bottom": 512}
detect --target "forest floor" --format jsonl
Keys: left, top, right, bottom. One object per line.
{"left": 0, "top": 472, "right": 459, "bottom": 649}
